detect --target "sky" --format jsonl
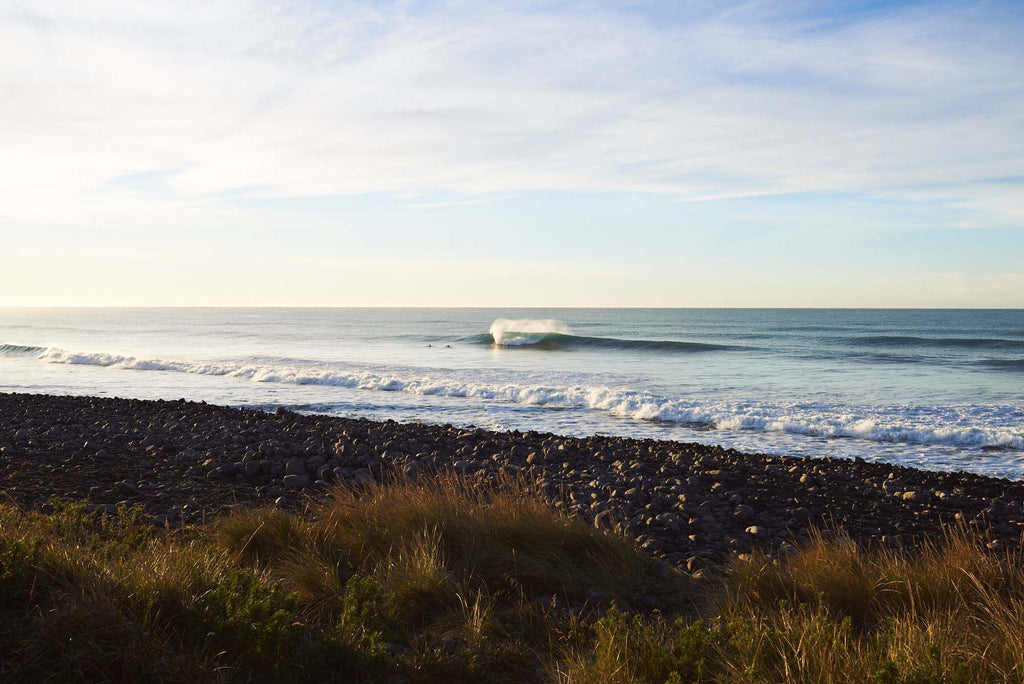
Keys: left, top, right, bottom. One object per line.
{"left": 1, "top": 0, "right": 1022, "bottom": 307}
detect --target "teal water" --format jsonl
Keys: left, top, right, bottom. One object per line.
{"left": 1, "top": 308, "right": 1022, "bottom": 477}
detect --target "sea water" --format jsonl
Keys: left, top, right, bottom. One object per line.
{"left": 1, "top": 308, "right": 1021, "bottom": 478}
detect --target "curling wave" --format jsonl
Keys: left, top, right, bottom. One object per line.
{"left": 479, "top": 319, "right": 740, "bottom": 352}
{"left": 470, "top": 332, "right": 739, "bottom": 353}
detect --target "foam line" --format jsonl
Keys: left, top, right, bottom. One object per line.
{"left": 27, "top": 346, "right": 1023, "bottom": 452}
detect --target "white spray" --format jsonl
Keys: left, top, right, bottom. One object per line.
{"left": 488, "top": 318, "right": 572, "bottom": 346}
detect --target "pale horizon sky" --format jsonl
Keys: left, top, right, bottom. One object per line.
{"left": 2, "top": 0, "right": 1022, "bottom": 307}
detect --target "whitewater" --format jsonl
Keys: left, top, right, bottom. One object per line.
{"left": 1, "top": 308, "right": 1022, "bottom": 478}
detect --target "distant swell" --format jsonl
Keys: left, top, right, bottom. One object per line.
{"left": 472, "top": 332, "right": 740, "bottom": 353}
{"left": 26, "top": 346, "right": 1024, "bottom": 453}
{"left": 977, "top": 359, "right": 1024, "bottom": 371}
{"left": 0, "top": 344, "right": 45, "bottom": 355}
{"left": 849, "top": 336, "right": 1024, "bottom": 350}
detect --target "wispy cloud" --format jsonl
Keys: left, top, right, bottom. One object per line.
{"left": 2, "top": 1, "right": 1021, "bottom": 204}
{"left": 0, "top": 1, "right": 1021, "bottom": 306}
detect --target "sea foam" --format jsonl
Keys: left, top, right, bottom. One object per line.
{"left": 30, "top": 346, "right": 1024, "bottom": 452}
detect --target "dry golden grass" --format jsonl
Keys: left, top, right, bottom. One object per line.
{"left": 215, "top": 472, "right": 677, "bottom": 614}
{"left": 5, "top": 479, "right": 1024, "bottom": 682}
{"left": 715, "top": 527, "right": 1024, "bottom": 683}
{"left": 562, "top": 525, "right": 1024, "bottom": 683}
{"left": 1, "top": 473, "right": 678, "bottom": 682}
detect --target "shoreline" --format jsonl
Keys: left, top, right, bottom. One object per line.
{"left": 2, "top": 391, "right": 1022, "bottom": 566}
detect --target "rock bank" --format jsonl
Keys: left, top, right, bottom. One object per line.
{"left": 2, "top": 392, "right": 1022, "bottom": 566}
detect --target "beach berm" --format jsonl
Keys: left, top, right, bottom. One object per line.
{"left": 2, "top": 391, "right": 1022, "bottom": 565}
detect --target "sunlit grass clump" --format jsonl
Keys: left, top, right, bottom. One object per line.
{"left": 3, "top": 475, "right": 1024, "bottom": 682}
{"left": 562, "top": 528, "right": 1024, "bottom": 683}
{"left": 0, "top": 473, "right": 677, "bottom": 682}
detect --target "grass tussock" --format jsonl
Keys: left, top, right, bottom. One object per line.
{"left": 561, "top": 527, "right": 1024, "bottom": 683}
{"left": 0, "top": 473, "right": 677, "bottom": 682}
{"left": 217, "top": 472, "right": 664, "bottom": 609}
{"left": 5, "top": 479, "right": 1024, "bottom": 682}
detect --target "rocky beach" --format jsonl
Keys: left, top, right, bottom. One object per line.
{"left": 1, "top": 391, "right": 1021, "bottom": 568}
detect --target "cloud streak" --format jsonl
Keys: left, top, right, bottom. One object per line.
{"left": 0, "top": 0, "right": 1021, "bottom": 306}
{"left": 2, "top": 0, "right": 1022, "bottom": 203}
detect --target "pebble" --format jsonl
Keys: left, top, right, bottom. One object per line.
{"left": 2, "top": 392, "right": 1023, "bottom": 567}
{"left": 283, "top": 474, "right": 309, "bottom": 488}
{"left": 733, "top": 504, "right": 754, "bottom": 522}
{"left": 778, "top": 541, "right": 799, "bottom": 558}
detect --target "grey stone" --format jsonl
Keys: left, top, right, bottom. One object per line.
{"left": 881, "top": 534, "right": 903, "bottom": 548}
{"left": 882, "top": 479, "right": 904, "bottom": 495}
{"left": 733, "top": 504, "right": 755, "bottom": 522}
{"left": 778, "top": 541, "right": 799, "bottom": 558}
{"left": 283, "top": 474, "right": 309, "bottom": 488}
{"left": 243, "top": 460, "right": 262, "bottom": 479}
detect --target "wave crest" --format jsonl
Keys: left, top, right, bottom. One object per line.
{"left": 488, "top": 318, "right": 572, "bottom": 346}
{"left": 25, "top": 345, "right": 1024, "bottom": 453}
{"left": 481, "top": 321, "right": 741, "bottom": 353}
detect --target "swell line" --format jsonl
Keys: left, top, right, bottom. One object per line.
{"left": 469, "top": 332, "right": 745, "bottom": 353}
{"left": 847, "top": 336, "right": 1024, "bottom": 350}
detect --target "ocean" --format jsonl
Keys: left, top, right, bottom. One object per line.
{"left": 1, "top": 308, "right": 1022, "bottom": 478}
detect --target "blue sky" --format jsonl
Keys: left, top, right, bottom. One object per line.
{"left": 1, "top": 0, "right": 1021, "bottom": 306}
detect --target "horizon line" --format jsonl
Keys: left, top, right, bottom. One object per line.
{"left": 1, "top": 305, "right": 1021, "bottom": 311}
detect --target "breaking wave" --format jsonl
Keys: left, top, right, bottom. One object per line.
{"left": 481, "top": 318, "right": 740, "bottom": 352}
{"left": 472, "top": 332, "right": 738, "bottom": 353}
{"left": 26, "top": 345, "right": 1024, "bottom": 452}
{"left": 488, "top": 318, "right": 572, "bottom": 346}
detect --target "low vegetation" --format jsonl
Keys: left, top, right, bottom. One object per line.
{"left": 1, "top": 473, "right": 1022, "bottom": 682}
{"left": 561, "top": 526, "right": 1024, "bottom": 683}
